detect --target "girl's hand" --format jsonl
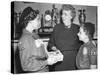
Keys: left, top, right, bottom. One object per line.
{"left": 52, "top": 46, "right": 58, "bottom": 51}
{"left": 35, "top": 39, "right": 44, "bottom": 48}
{"left": 47, "top": 57, "right": 57, "bottom": 65}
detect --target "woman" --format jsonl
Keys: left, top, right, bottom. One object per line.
{"left": 18, "top": 7, "right": 56, "bottom": 73}
{"left": 47, "top": 4, "right": 82, "bottom": 71}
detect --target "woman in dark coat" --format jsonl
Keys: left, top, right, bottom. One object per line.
{"left": 47, "top": 4, "right": 82, "bottom": 71}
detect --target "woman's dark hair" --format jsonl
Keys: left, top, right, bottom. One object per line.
{"left": 19, "top": 7, "right": 39, "bottom": 29}
{"left": 60, "top": 4, "right": 76, "bottom": 23}
{"left": 82, "top": 22, "right": 95, "bottom": 39}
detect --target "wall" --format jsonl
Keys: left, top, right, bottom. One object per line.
{"left": 14, "top": 1, "right": 97, "bottom": 38}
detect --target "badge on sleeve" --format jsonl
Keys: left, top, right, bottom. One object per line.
{"left": 18, "top": 41, "right": 25, "bottom": 51}
{"left": 91, "top": 48, "right": 97, "bottom": 55}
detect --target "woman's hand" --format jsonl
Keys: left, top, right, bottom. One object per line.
{"left": 52, "top": 46, "right": 58, "bottom": 51}
{"left": 47, "top": 57, "right": 57, "bottom": 65}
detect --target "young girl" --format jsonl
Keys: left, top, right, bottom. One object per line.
{"left": 18, "top": 7, "right": 57, "bottom": 73}
{"left": 76, "top": 22, "right": 97, "bottom": 69}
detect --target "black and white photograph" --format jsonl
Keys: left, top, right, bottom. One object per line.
{"left": 11, "top": 1, "right": 98, "bottom": 74}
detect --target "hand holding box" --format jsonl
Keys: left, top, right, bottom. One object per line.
{"left": 48, "top": 50, "right": 64, "bottom": 64}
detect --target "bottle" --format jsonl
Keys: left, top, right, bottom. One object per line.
{"left": 78, "top": 9, "right": 86, "bottom": 26}
{"left": 52, "top": 4, "right": 58, "bottom": 27}
{"left": 41, "top": 14, "right": 44, "bottom": 28}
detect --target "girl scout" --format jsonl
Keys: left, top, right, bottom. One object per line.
{"left": 76, "top": 22, "right": 97, "bottom": 69}
{"left": 18, "top": 7, "right": 57, "bottom": 73}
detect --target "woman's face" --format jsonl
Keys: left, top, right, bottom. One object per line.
{"left": 62, "top": 10, "right": 72, "bottom": 26}
{"left": 29, "top": 15, "right": 41, "bottom": 30}
{"left": 77, "top": 27, "right": 87, "bottom": 41}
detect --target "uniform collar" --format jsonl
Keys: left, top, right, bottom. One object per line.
{"left": 23, "top": 29, "right": 39, "bottom": 39}
{"left": 63, "top": 23, "right": 73, "bottom": 30}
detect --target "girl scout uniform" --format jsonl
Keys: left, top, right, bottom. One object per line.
{"left": 18, "top": 29, "right": 48, "bottom": 72}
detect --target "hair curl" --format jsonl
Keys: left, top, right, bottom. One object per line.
{"left": 19, "top": 7, "right": 39, "bottom": 29}
{"left": 60, "top": 4, "right": 76, "bottom": 22}
{"left": 82, "top": 22, "right": 95, "bottom": 39}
